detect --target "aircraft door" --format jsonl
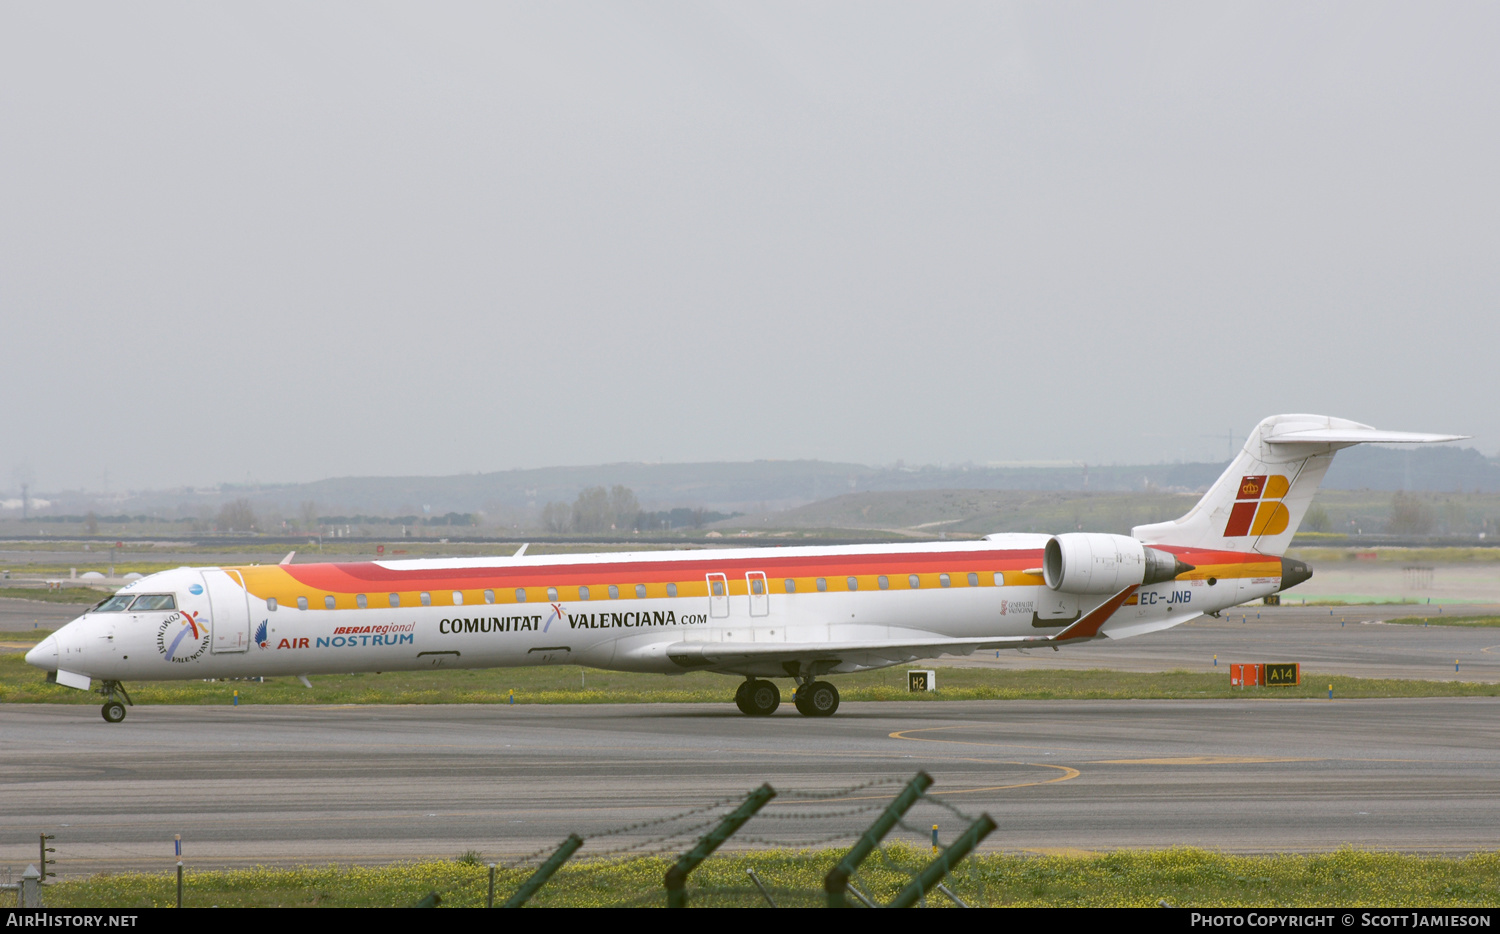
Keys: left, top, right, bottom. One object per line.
{"left": 203, "top": 569, "right": 251, "bottom": 654}
{"left": 706, "top": 573, "right": 729, "bottom": 619}
{"left": 746, "top": 572, "right": 769, "bottom": 617}
{"left": 1030, "top": 587, "right": 1081, "bottom": 629}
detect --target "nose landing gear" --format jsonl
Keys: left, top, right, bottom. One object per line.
{"left": 97, "top": 681, "right": 133, "bottom": 723}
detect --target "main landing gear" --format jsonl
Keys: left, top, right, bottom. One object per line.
{"left": 97, "top": 680, "right": 133, "bottom": 723}
{"left": 735, "top": 679, "right": 780, "bottom": 716}
{"left": 793, "top": 680, "right": 839, "bottom": 717}
{"left": 734, "top": 678, "right": 840, "bottom": 717}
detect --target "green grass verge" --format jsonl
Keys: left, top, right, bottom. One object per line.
{"left": 41, "top": 847, "right": 1500, "bottom": 908}
{"left": 1386, "top": 615, "right": 1500, "bottom": 628}
{"left": 3, "top": 654, "right": 1497, "bottom": 705}
{"left": 0, "top": 588, "right": 107, "bottom": 604}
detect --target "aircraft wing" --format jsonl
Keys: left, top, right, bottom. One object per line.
{"left": 664, "top": 586, "right": 1140, "bottom": 669}
{"left": 664, "top": 634, "right": 1048, "bottom": 668}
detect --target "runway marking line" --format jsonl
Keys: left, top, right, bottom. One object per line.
{"left": 881, "top": 725, "right": 1081, "bottom": 795}
{"left": 887, "top": 724, "right": 1078, "bottom": 753}
{"left": 1091, "top": 756, "right": 1319, "bottom": 765}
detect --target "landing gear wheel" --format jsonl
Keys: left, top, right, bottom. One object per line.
{"left": 743, "top": 680, "right": 780, "bottom": 716}
{"left": 795, "top": 681, "right": 839, "bottom": 717}
{"left": 101, "top": 701, "right": 126, "bottom": 723}
{"left": 734, "top": 681, "right": 754, "bottom": 714}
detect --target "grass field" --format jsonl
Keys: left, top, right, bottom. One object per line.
{"left": 3, "top": 646, "right": 1497, "bottom": 706}
{"left": 1386, "top": 615, "right": 1500, "bottom": 628}
{"left": 0, "top": 587, "right": 106, "bottom": 604}
{"left": 39, "top": 847, "right": 1500, "bottom": 908}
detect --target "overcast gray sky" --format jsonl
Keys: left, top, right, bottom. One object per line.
{"left": 3, "top": 2, "right": 1495, "bottom": 493}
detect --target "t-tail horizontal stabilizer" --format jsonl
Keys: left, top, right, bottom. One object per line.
{"left": 1132, "top": 414, "right": 1468, "bottom": 556}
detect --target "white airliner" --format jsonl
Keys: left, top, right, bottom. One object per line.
{"left": 26, "top": 415, "right": 1465, "bottom": 721}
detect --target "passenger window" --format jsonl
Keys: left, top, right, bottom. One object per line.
{"left": 993, "top": 572, "right": 1004, "bottom": 586}
{"left": 847, "top": 577, "right": 858, "bottom": 591}
{"left": 909, "top": 574, "right": 920, "bottom": 589}
{"left": 132, "top": 594, "right": 176, "bottom": 611}
{"left": 420, "top": 592, "right": 432, "bottom": 607}
{"left": 95, "top": 595, "right": 135, "bottom": 612}
{"left": 968, "top": 572, "right": 979, "bottom": 587}
{"left": 816, "top": 578, "right": 827, "bottom": 592}
{"left": 580, "top": 585, "right": 591, "bottom": 600}
{"left": 324, "top": 595, "right": 336, "bottom": 610}
{"left": 784, "top": 579, "right": 796, "bottom": 594}
{"left": 484, "top": 590, "right": 495, "bottom": 604}
{"left": 547, "top": 587, "right": 558, "bottom": 602}
{"left": 356, "top": 594, "right": 367, "bottom": 609}
{"left": 267, "top": 597, "right": 278, "bottom": 612}
{"left": 388, "top": 593, "right": 400, "bottom": 608}
{"left": 635, "top": 584, "right": 647, "bottom": 598}
{"left": 452, "top": 591, "right": 464, "bottom": 605}
{"left": 878, "top": 575, "right": 889, "bottom": 590}
{"left": 297, "top": 596, "right": 309, "bottom": 611}
{"left": 940, "top": 574, "right": 951, "bottom": 588}
{"left": 750, "top": 578, "right": 764, "bottom": 595}
{"left": 710, "top": 580, "right": 725, "bottom": 597}
{"left": 608, "top": 585, "right": 620, "bottom": 599}
{"left": 515, "top": 588, "right": 527, "bottom": 603}
{"left": 666, "top": 583, "right": 678, "bottom": 598}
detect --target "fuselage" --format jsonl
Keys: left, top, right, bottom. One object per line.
{"left": 27, "top": 536, "right": 1286, "bottom": 685}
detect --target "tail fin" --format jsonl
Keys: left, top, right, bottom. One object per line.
{"left": 1132, "top": 414, "right": 1467, "bottom": 556}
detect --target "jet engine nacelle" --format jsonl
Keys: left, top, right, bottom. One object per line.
{"left": 1043, "top": 533, "right": 1190, "bottom": 594}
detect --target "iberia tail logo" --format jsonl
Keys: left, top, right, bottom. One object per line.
{"left": 1225, "top": 474, "right": 1290, "bottom": 538}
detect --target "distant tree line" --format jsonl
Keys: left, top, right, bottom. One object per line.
{"left": 539, "top": 486, "right": 740, "bottom": 534}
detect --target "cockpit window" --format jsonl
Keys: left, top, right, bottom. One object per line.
{"left": 94, "top": 595, "right": 135, "bottom": 612}
{"left": 131, "top": 594, "right": 177, "bottom": 611}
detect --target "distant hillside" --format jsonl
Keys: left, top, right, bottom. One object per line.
{"left": 712, "top": 490, "right": 1200, "bottom": 537}
{"left": 1322, "top": 445, "right": 1500, "bottom": 492}
{"left": 18, "top": 444, "right": 1498, "bottom": 521}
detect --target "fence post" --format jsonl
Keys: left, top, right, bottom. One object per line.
{"left": 20, "top": 865, "right": 42, "bottom": 908}
{"left": 887, "top": 813, "right": 996, "bottom": 909}
{"left": 39, "top": 834, "right": 54, "bottom": 883}
{"left": 825, "top": 771, "right": 932, "bottom": 908}
{"left": 501, "top": 834, "right": 583, "bottom": 908}
{"left": 665, "top": 783, "right": 776, "bottom": 908}
{"left": 487, "top": 863, "right": 496, "bottom": 909}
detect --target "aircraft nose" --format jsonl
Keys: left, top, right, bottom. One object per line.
{"left": 25, "top": 635, "right": 59, "bottom": 671}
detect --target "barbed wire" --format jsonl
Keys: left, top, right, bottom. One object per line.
{"left": 27, "top": 772, "right": 997, "bottom": 907}
{"left": 915, "top": 790, "right": 980, "bottom": 823}
{"left": 775, "top": 776, "right": 907, "bottom": 800}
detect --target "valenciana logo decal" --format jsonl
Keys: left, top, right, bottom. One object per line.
{"left": 157, "top": 610, "right": 209, "bottom": 663}
{"left": 1225, "top": 474, "right": 1290, "bottom": 538}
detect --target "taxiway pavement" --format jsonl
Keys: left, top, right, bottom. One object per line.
{"left": 3, "top": 697, "right": 1498, "bottom": 875}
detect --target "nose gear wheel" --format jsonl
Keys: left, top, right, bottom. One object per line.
{"left": 95, "top": 680, "right": 133, "bottom": 723}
